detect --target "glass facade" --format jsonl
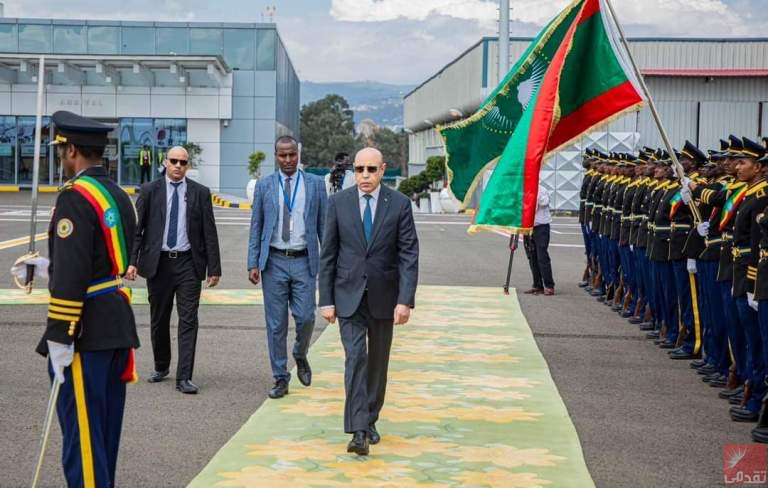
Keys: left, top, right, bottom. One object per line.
{"left": 53, "top": 25, "right": 87, "bottom": 54}
{"left": 19, "top": 24, "right": 52, "bottom": 53}
{"left": 0, "top": 25, "right": 18, "bottom": 53}
{"left": 17, "top": 117, "right": 51, "bottom": 184}
{"left": 157, "top": 27, "right": 189, "bottom": 55}
{"left": 120, "top": 118, "right": 187, "bottom": 185}
{"left": 87, "top": 26, "right": 119, "bottom": 54}
{"left": 121, "top": 27, "right": 155, "bottom": 55}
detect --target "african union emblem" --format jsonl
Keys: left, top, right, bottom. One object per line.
{"left": 481, "top": 58, "right": 546, "bottom": 135}
{"left": 104, "top": 207, "right": 119, "bottom": 228}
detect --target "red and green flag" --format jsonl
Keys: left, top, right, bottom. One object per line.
{"left": 457, "top": 0, "right": 646, "bottom": 235}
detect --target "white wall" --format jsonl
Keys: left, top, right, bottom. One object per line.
{"left": 187, "top": 119, "right": 221, "bottom": 192}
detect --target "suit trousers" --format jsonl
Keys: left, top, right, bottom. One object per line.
{"left": 698, "top": 261, "right": 729, "bottom": 374}
{"left": 736, "top": 296, "right": 765, "bottom": 413}
{"left": 523, "top": 224, "right": 555, "bottom": 289}
{"left": 139, "top": 164, "right": 151, "bottom": 184}
{"left": 339, "top": 296, "right": 394, "bottom": 433}
{"left": 261, "top": 252, "right": 316, "bottom": 382}
{"left": 50, "top": 349, "right": 128, "bottom": 488}
{"left": 672, "top": 259, "right": 702, "bottom": 355}
{"left": 147, "top": 253, "right": 202, "bottom": 380}
{"left": 720, "top": 281, "right": 746, "bottom": 382}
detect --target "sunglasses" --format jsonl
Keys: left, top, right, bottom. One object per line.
{"left": 168, "top": 158, "right": 189, "bottom": 166}
{"left": 354, "top": 165, "right": 380, "bottom": 174}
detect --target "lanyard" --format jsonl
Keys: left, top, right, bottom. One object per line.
{"left": 278, "top": 171, "right": 301, "bottom": 213}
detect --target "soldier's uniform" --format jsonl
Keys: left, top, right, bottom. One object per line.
{"left": 579, "top": 151, "right": 597, "bottom": 285}
{"left": 752, "top": 196, "right": 768, "bottom": 442}
{"left": 36, "top": 111, "right": 139, "bottom": 487}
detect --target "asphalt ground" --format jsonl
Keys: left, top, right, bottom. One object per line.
{"left": 0, "top": 191, "right": 752, "bottom": 487}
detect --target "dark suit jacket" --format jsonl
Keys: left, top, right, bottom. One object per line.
{"left": 319, "top": 185, "right": 419, "bottom": 320}
{"left": 130, "top": 177, "right": 222, "bottom": 281}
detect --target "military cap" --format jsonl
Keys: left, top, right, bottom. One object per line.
{"left": 721, "top": 134, "right": 744, "bottom": 157}
{"left": 740, "top": 137, "right": 765, "bottom": 160}
{"left": 680, "top": 140, "right": 707, "bottom": 166}
{"left": 51, "top": 110, "right": 111, "bottom": 147}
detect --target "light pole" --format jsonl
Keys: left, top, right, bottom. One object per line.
{"left": 499, "top": 0, "right": 510, "bottom": 83}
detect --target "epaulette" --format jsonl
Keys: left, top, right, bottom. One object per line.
{"left": 59, "top": 181, "right": 74, "bottom": 192}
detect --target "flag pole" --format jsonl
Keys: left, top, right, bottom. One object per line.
{"left": 602, "top": 0, "right": 702, "bottom": 223}
{"left": 503, "top": 234, "right": 519, "bottom": 295}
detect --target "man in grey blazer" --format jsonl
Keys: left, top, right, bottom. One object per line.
{"left": 247, "top": 135, "right": 327, "bottom": 399}
{"left": 319, "top": 147, "right": 419, "bottom": 456}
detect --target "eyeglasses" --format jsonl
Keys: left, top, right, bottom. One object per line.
{"left": 354, "top": 165, "right": 380, "bottom": 174}
{"left": 168, "top": 158, "right": 188, "bottom": 166}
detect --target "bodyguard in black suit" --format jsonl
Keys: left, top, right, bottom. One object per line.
{"left": 319, "top": 147, "right": 419, "bottom": 456}
{"left": 126, "top": 146, "right": 221, "bottom": 394}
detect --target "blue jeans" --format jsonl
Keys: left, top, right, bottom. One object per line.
{"left": 261, "top": 252, "right": 317, "bottom": 382}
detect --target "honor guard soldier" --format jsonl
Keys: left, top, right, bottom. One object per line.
{"left": 579, "top": 150, "right": 597, "bottom": 287}
{"left": 36, "top": 111, "right": 139, "bottom": 487}
{"left": 752, "top": 157, "right": 768, "bottom": 442}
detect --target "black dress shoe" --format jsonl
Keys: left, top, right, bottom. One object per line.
{"left": 730, "top": 406, "right": 759, "bottom": 422}
{"left": 148, "top": 369, "right": 169, "bottom": 383}
{"left": 752, "top": 427, "right": 768, "bottom": 443}
{"left": 269, "top": 380, "right": 289, "bottom": 399}
{"left": 347, "top": 431, "right": 369, "bottom": 456}
{"left": 669, "top": 350, "right": 698, "bottom": 360}
{"left": 697, "top": 365, "right": 718, "bottom": 375}
{"left": 729, "top": 393, "right": 746, "bottom": 405}
{"left": 620, "top": 310, "right": 633, "bottom": 318}
{"left": 585, "top": 285, "right": 593, "bottom": 292}
{"left": 176, "top": 379, "right": 199, "bottom": 394}
{"left": 368, "top": 424, "right": 380, "bottom": 445}
{"left": 638, "top": 323, "right": 655, "bottom": 331}
{"left": 578, "top": 280, "right": 589, "bottom": 288}
{"left": 627, "top": 316, "right": 644, "bottom": 324}
{"left": 658, "top": 341, "right": 676, "bottom": 349}
{"left": 709, "top": 377, "right": 728, "bottom": 388}
{"left": 689, "top": 359, "right": 707, "bottom": 369}
{"left": 719, "top": 386, "right": 744, "bottom": 399}
{"left": 595, "top": 295, "right": 606, "bottom": 302}
{"left": 645, "top": 331, "right": 660, "bottom": 339}
{"left": 702, "top": 372, "right": 723, "bottom": 383}
{"left": 294, "top": 356, "right": 312, "bottom": 387}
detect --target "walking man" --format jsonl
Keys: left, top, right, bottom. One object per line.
{"left": 523, "top": 183, "right": 556, "bottom": 295}
{"left": 247, "top": 135, "right": 327, "bottom": 399}
{"left": 319, "top": 147, "right": 419, "bottom": 456}
{"left": 127, "top": 145, "right": 221, "bottom": 394}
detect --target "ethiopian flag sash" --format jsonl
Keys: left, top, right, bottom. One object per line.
{"left": 469, "top": 0, "right": 645, "bottom": 234}
{"left": 718, "top": 183, "right": 748, "bottom": 232}
{"left": 669, "top": 190, "right": 683, "bottom": 219}
{"left": 71, "top": 176, "right": 129, "bottom": 276}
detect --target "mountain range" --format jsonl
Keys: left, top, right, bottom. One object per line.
{"left": 300, "top": 81, "right": 416, "bottom": 130}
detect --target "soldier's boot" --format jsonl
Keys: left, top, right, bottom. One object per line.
{"left": 751, "top": 399, "right": 768, "bottom": 443}
{"left": 578, "top": 265, "right": 590, "bottom": 287}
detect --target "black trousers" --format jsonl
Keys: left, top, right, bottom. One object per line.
{"left": 523, "top": 223, "right": 555, "bottom": 289}
{"left": 338, "top": 297, "right": 394, "bottom": 433}
{"left": 140, "top": 164, "right": 151, "bottom": 184}
{"left": 147, "top": 253, "right": 202, "bottom": 380}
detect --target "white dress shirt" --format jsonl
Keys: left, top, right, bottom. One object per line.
{"left": 534, "top": 184, "right": 552, "bottom": 226}
{"left": 358, "top": 184, "right": 381, "bottom": 223}
{"left": 271, "top": 170, "right": 307, "bottom": 251}
{"left": 162, "top": 176, "right": 191, "bottom": 251}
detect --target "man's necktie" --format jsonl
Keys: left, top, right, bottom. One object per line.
{"left": 363, "top": 194, "right": 373, "bottom": 243}
{"left": 282, "top": 177, "right": 292, "bottom": 242}
{"left": 167, "top": 181, "right": 182, "bottom": 249}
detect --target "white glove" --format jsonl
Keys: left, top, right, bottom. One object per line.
{"left": 680, "top": 185, "right": 692, "bottom": 205}
{"left": 748, "top": 292, "right": 758, "bottom": 312}
{"left": 681, "top": 176, "right": 691, "bottom": 188}
{"left": 696, "top": 221, "right": 710, "bottom": 237}
{"left": 630, "top": 245, "right": 634, "bottom": 252}
{"left": 47, "top": 340, "right": 74, "bottom": 384}
{"left": 686, "top": 259, "right": 697, "bottom": 274}
{"left": 11, "top": 255, "right": 50, "bottom": 281}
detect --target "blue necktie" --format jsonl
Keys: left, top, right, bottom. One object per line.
{"left": 363, "top": 194, "right": 373, "bottom": 243}
{"left": 167, "top": 182, "right": 182, "bottom": 249}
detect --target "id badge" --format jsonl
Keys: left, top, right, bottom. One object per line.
{"left": 289, "top": 216, "right": 294, "bottom": 233}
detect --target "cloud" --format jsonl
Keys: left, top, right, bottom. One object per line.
{"left": 330, "top": 0, "right": 498, "bottom": 23}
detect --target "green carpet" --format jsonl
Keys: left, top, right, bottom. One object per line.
{"left": 0, "top": 288, "right": 264, "bottom": 306}
{"left": 189, "top": 286, "right": 595, "bottom": 487}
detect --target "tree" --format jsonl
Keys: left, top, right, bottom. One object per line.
{"left": 182, "top": 142, "right": 203, "bottom": 168}
{"left": 359, "top": 127, "right": 408, "bottom": 173}
{"left": 300, "top": 94, "right": 357, "bottom": 167}
{"left": 248, "top": 151, "right": 266, "bottom": 178}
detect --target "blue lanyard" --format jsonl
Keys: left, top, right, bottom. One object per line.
{"left": 278, "top": 171, "right": 301, "bottom": 213}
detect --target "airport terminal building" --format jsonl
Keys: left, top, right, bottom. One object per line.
{"left": 404, "top": 37, "right": 768, "bottom": 210}
{"left": 0, "top": 18, "right": 300, "bottom": 195}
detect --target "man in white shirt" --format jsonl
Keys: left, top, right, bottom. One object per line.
{"left": 523, "top": 183, "right": 556, "bottom": 295}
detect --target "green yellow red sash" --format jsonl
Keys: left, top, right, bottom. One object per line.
{"left": 719, "top": 183, "right": 748, "bottom": 231}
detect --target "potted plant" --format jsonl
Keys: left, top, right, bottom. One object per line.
{"left": 246, "top": 150, "right": 266, "bottom": 202}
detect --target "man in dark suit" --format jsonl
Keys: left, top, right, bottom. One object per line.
{"left": 126, "top": 145, "right": 221, "bottom": 394}
{"left": 319, "top": 147, "right": 419, "bottom": 456}
{"left": 248, "top": 135, "right": 327, "bottom": 399}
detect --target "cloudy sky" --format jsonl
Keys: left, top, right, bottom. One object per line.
{"left": 6, "top": 0, "right": 767, "bottom": 85}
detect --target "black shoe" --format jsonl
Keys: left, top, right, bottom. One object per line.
{"left": 730, "top": 406, "right": 759, "bottom": 422}
{"left": 585, "top": 285, "right": 594, "bottom": 293}
{"left": 368, "top": 424, "right": 380, "bottom": 445}
{"left": 689, "top": 359, "right": 707, "bottom": 369}
{"left": 294, "top": 356, "right": 312, "bottom": 387}
{"left": 752, "top": 427, "right": 768, "bottom": 443}
{"left": 628, "top": 316, "right": 643, "bottom": 324}
{"left": 148, "top": 369, "right": 169, "bottom": 383}
{"left": 611, "top": 303, "right": 622, "bottom": 311}
{"left": 702, "top": 372, "right": 724, "bottom": 383}
{"left": 620, "top": 310, "right": 633, "bottom": 318}
{"left": 638, "top": 323, "right": 655, "bottom": 331}
{"left": 709, "top": 377, "right": 728, "bottom": 388}
{"left": 176, "top": 379, "right": 199, "bottom": 394}
{"left": 729, "top": 393, "right": 745, "bottom": 405}
{"left": 347, "top": 431, "right": 369, "bottom": 456}
{"left": 697, "top": 365, "right": 718, "bottom": 375}
{"left": 645, "top": 331, "right": 660, "bottom": 339}
{"left": 658, "top": 341, "right": 676, "bottom": 349}
{"left": 269, "top": 380, "right": 289, "bottom": 399}
{"left": 669, "top": 350, "right": 698, "bottom": 360}
{"left": 719, "top": 386, "right": 744, "bottom": 399}
{"left": 578, "top": 281, "right": 589, "bottom": 288}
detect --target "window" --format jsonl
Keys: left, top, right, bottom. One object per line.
{"left": 120, "top": 118, "right": 155, "bottom": 185}
{"left": 53, "top": 25, "right": 86, "bottom": 54}
{"left": 255, "top": 29, "right": 276, "bottom": 70}
{"left": 18, "top": 117, "right": 51, "bottom": 184}
{"left": 0, "top": 116, "right": 16, "bottom": 183}
{"left": 157, "top": 27, "right": 189, "bottom": 55}
{"left": 88, "top": 26, "right": 119, "bottom": 54}
{"left": 19, "top": 24, "right": 52, "bottom": 53}
{"left": 190, "top": 28, "right": 221, "bottom": 55}
{"left": 121, "top": 26, "right": 155, "bottom": 55}
{"left": 154, "top": 119, "right": 187, "bottom": 167}
{"left": 223, "top": 29, "right": 254, "bottom": 70}
{"left": 0, "top": 24, "right": 18, "bottom": 53}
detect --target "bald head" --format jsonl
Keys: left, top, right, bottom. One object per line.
{"left": 354, "top": 147, "right": 386, "bottom": 193}
{"left": 167, "top": 145, "right": 189, "bottom": 160}
{"left": 165, "top": 145, "right": 190, "bottom": 182}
